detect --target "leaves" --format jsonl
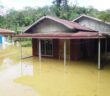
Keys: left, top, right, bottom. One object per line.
{"left": 98, "top": 11, "right": 110, "bottom": 22}
{"left": 0, "top": 2, "right": 110, "bottom": 34}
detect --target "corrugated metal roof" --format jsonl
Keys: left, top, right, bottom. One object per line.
{"left": 73, "top": 15, "right": 110, "bottom": 26}
{"left": 16, "top": 32, "right": 105, "bottom": 39}
{"left": 0, "top": 28, "right": 14, "bottom": 34}
{"left": 24, "top": 16, "right": 96, "bottom": 33}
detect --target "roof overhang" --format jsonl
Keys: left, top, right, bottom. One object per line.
{"left": 16, "top": 32, "right": 105, "bottom": 39}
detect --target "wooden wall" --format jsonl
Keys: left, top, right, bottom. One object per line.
{"left": 32, "top": 39, "right": 38, "bottom": 56}
{"left": 32, "top": 39, "right": 59, "bottom": 59}
{"left": 70, "top": 40, "right": 80, "bottom": 60}
{"left": 70, "top": 39, "right": 98, "bottom": 60}
{"left": 32, "top": 38, "right": 100, "bottom": 60}
{"left": 53, "top": 39, "right": 59, "bottom": 59}
{"left": 59, "top": 39, "right": 70, "bottom": 60}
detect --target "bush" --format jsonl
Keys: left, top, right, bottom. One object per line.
{"left": 21, "top": 38, "right": 32, "bottom": 47}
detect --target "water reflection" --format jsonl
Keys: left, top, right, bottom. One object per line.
{"left": 15, "top": 58, "right": 110, "bottom": 96}
{"left": 0, "top": 44, "right": 8, "bottom": 49}
{"left": 2, "top": 58, "right": 13, "bottom": 66}
{"left": 20, "top": 62, "right": 33, "bottom": 76}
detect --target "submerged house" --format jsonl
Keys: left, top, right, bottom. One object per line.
{"left": 17, "top": 16, "right": 106, "bottom": 69}
{"left": 0, "top": 28, "right": 14, "bottom": 47}
{"left": 73, "top": 15, "right": 110, "bottom": 55}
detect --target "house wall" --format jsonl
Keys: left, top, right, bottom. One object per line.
{"left": 70, "top": 40, "right": 80, "bottom": 60}
{"left": 76, "top": 18, "right": 110, "bottom": 32}
{"left": 53, "top": 39, "right": 59, "bottom": 59}
{"left": 59, "top": 39, "right": 70, "bottom": 60}
{"left": 32, "top": 39, "right": 59, "bottom": 59}
{"left": 70, "top": 39, "right": 99, "bottom": 60}
{"left": 32, "top": 38, "right": 99, "bottom": 60}
{"left": 107, "top": 38, "right": 110, "bottom": 52}
{"left": 29, "top": 19, "right": 72, "bottom": 33}
{"left": 79, "top": 39, "right": 98, "bottom": 59}
{"left": 32, "top": 39, "right": 38, "bottom": 56}
{"left": 0, "top": 35, "right": 2, "bottom": 44}
{"left": 0, "top": 35, "right": 7, "bottom": 44}
{"left": 2, "top": 36, "right": 7, "bottom": 44}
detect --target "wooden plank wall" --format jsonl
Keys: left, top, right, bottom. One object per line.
{"left": 70, "top": 39, "right": 80, "bottom": 60}
{"left": 32, "top": 39, "right": 38, "bottom": 56}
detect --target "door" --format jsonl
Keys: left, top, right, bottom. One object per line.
{"left": 41, "top": 40, "right": 53, "bottom": 56}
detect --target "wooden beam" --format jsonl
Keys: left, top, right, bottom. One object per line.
{"left": 20, "top": 38, "right": 22, "bottom": 59}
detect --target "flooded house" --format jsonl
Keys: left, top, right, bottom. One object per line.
{"left": 0, "top": 28, "right": 15, "bottom": 48}
{"left": 17, "top": 16, "right": 106, "bottom": 69}
{"left": 73, "top": 15, "right": 110, "bottom": 59}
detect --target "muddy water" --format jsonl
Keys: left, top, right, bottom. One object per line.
{"left": 0, "top": 46, "right": 110, "bottom": 96}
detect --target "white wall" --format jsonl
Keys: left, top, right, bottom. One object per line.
{"left": 2, "top": 36, "right": 6, "bottom": 44}
{"left": 0, "top": 36, "right": 14, "bottom": 49}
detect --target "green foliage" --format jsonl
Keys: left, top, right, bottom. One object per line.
{"left": 0, "top": 2, "right": 110, "bottom": 33}
{"left": 98, "top": 11, "right": 110, "bottom": 22}
{"left": 21, "top": 38, "right": 32, "bottom": 47}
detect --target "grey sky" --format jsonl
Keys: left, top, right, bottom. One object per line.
{"left": 0, "top": 0, "right": 110, "bottom": 11}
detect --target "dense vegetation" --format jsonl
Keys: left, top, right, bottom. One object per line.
{"left": 0, "top": 0, "right": 110, "bottom": 34}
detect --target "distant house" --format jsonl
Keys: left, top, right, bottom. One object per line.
{"left": 0, "top": 28, "right": 15, "bottom": 48}
{"left": 73, "top": 15, "right": 110, "bottom": 32}
{"left": 16, "top": 16, "right": 105, "bottom": 69}
{"left": 73, "top": 15, "right": 110, "bottom": 52}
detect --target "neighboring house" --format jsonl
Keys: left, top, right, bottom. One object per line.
{"left": 73, "top": 15, "right": 110, "bottom": 52}
{"left": 0, "top": 28, "right": 15, "bottom": 48}
{"left": 73, "top": 15, "right": 110, "bottom": 32}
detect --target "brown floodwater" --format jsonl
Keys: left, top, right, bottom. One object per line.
{"left": 0, "top": 46, "right": 110, "bottom": 96}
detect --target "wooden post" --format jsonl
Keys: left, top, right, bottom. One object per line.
{"left": 64, "top": 40, "right": 66, "bottom": 65}
{"left": 20, "top": 38, "right": 22, "bottom": 59}
{"left": 98, "top": 39, "right": 101, "bottom": 69}
{"left": 39, "top": 39, "right": 41, "bottom": 61}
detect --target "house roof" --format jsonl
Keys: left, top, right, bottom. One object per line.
{"left": 16, "top": 32, "right": 105, "bottom": 39}
{"left": 73, "top": 15, "right": 110, "bottom": 26}
{"left": 0, "top": 28, "right": 15, "bottom": 34}
{"left": 24, "top": 16, "right": 96, "bottom": 33}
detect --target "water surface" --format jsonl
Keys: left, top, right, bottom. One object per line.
{"left": 0, "top": 46, "right": 110, "bottom": 96}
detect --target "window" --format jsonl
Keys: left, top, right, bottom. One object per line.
{"left": 41, "top": 40, "right": 53, "bottom": 56}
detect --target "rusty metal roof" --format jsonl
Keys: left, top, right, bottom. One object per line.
{"left": 73, "top": 15, "right": 110, "bottom": 26}
{"left": 24, "top": 16, "right": 96, "bottom": 33}
{"left": 0, "top": 28, "right": 14, "bottom": 34}
{"left": 16, "top": 32, "right": 105, "bottom": 39}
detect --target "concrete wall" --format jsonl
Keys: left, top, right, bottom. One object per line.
{"left": 30, "top": 19, "right": 71, "bottom": 33}
{"left": 76, "top": 18, "right": 110, "bottom": 32}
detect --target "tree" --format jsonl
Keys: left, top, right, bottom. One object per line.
{"left": 53, "top": 0, "right": 62, "bottom": 7}
{"left": 52, "top": 0, "right": 70, "bottom": 19}
{"left": 98, "top": 12, "right": 110, "bottom": 22}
